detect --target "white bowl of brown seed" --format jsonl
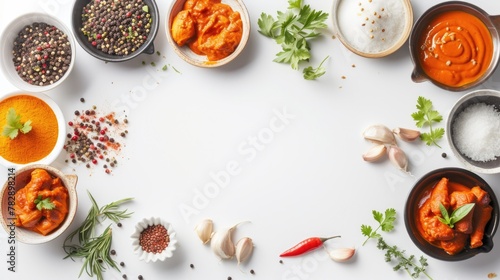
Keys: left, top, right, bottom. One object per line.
{"left": 0, "top": 12, "right": 76, "bottom": 92}
{"left": 131, "top": 217, "right": 178, "bottom": 262}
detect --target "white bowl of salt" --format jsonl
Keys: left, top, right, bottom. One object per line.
{"left": 448, "top": 89, "right": 500, "bottom": 174}
{"left": 332, "top": 0, "right": 413, "bottom": 58}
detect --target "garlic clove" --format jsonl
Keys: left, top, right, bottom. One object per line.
{"left": 210, "top": 222, "right": 248, "bottom": 259}
{"left": 393, "top": 127, "right": 421, "bottom": 142}
{"left": 387, "top": 145, "right": 409, "bottom": 173}
{"left": 235, "top": 237, "right": 254, "bottom": 265}
{"left": 328, "top": 247, "right": 356, "bottom": 262}
{"left": 362, "top": 144, "right": 387, "bottom": 162}
{"left": 363, "top": 125, "right": 396, "bottom": 145}
{"left": 194, "top": 219, "right": 214, "bottom": 244}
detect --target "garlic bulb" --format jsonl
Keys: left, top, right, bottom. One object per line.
{"left": 393, "top": 127, "right": 421, "bottom": 142}
{"left": 363, "top": 125, "right": 396, "bottom": 145}
{"left": 328, "top": 247, "right": 355, "bottom": 262}
{"left": 211, "top": 222, "right": 247, "bottom": 259}
{"left": 235, "top": 237, "right": 254, "bottom": 265}
{"left": 194, "top": 219, "right": 213, "bottom": 244}
{"left": 388, "top": 145, "right": 409, "bottom": 173}
{"left": 362, "top": 144, "right": 387, "bottom": 162}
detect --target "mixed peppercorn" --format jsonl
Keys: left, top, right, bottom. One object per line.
{"left": 64, "top": 105, "right": 128, "bottom": 174}
{"left": 12, "top": 22, "right": 72, "bottom": 86}
{"left": 80, "top": 0, "right": 152, "bottom": 56}
{"left": 139, "top": 224, "right": 169, "bottom": 254}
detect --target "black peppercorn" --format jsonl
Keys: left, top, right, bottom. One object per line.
{"left": 442, "top": 152, "right": 447, "bottom": 158}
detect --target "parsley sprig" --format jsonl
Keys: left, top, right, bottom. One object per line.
{"left": 2, "top": 108, "right": 32, "bottom": 139}
{"left": 411, "top": 96, "right": 444, "bottom": 147}
{"left": 258, "top": 0, "right": 328, "bottom": 79}
{"left": 362, "top": 208, "right": 433, "bottom": 280}
{"left": 437, "top": 202, "right": 475, "bottom": 228}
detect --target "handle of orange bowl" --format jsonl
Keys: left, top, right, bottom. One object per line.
{"left": 64, "top": 174, "right": 78, "bottom": 192}
{"left": 411, "top": 68, "right": 428, "bottom": 83}
{"left": 491, "top": 15, "right": 500, "bottom": 30}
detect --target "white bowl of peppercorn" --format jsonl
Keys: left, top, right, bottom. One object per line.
{"left": 0, "top": 12, "right": 76, "bottom": 92}
{"left": 131, "top": 217, "right": 178, "bottom": 262}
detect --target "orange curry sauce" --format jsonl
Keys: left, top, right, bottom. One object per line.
{"left": 417, "top": 10, "right": 493, "bottom": 87}
{"left": 171, "top": 0, "right": 243, "bottom": 61}
{"left": 416, "top": 177, "right": 493, "bottom": 255}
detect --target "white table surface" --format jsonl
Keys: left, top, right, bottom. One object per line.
{"left": 1, "top": 0, "right": 500, "bottom": 279}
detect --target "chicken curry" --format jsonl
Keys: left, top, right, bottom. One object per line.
{"left": 171, "top": 0, "right": 243, "bottom": 61}
{"left": 417, "top": 177, "right": 493, "bottom": 255}
{"left": 14, "top": 169, "right": 69, "bottom": 235}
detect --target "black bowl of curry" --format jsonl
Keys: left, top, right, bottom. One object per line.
{"left": 409, "top": 1, "right": 500, "bottom": 91}
{"left": 404, "top": 168, "right": 498, "bottom": 261}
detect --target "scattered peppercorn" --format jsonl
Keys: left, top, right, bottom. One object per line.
{"left": 12, "top": 22, "right": 72, "bottom": 86}
{"left": 441, "top": 152, "right": 447, "bottom": 158}
{"left": 122, "top": 274, "right": 127, "bottom": 279}
{"left": 279, "top": 260, "right": 283, "bottom": 264}
{"left": 110, "top": 249, "right": 116, "bottom": 255}
{"left": 190, "top": 264, "right": 194, "bottom": 269}
{"left": 227, "top": 277, "right": 232, "bottom": 280}
{"left": 80, "top": 97, "right": 85, "bottom": 103}
{"left": 117, "top": 222, "right": 122, "bottom": 227}
{"left": 120, "top": 261, "right": 125, "bottom": 267}
{"left": 250, "top": 269, "right": 255, "bottom": 274}
{"left": 138, "top": 275, "right": 143, "bottom": 280}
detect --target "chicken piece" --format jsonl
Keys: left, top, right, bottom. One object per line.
{"left": 440, "top": 232, "right": 468, "bottom": 255}
{"left": 450, "top": 191, "right": 477, "bottom": 234}
{"left": 430, "top": 177, "right": 450, "bottom": 216}
{"left": 34, "top": 179, "right": 69, "bottom": 235}
{"left": 470, "top": 204, "right": 493, "bottom": 248}
{"left": 172, "top": 10, "right": 196, "bottom": 46}
{"left": 419, "top": 200, "right": 455, "bottom": 241}
{"left": 471, "top": 186, "right": 491, "bottom": 206}
{"left": 24, "top": 169, "right": 52, "bottom": 209}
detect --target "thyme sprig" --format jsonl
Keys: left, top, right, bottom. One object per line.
{"left": 63, "top": 191, "right": 133, "bottom": 280}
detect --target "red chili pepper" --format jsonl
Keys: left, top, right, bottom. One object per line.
{"left": 279, "top": 236, "right": 341, "bottom": 257}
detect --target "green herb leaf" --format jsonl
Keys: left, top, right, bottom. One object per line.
{"left": 411, "top": 96, "right": 444, "bottom": 147}
{"left": 303, "top": 56, "right": 328, "bottom": 80}
{"left": 361, "top": 208, "right": 396, "bottom": 245}
{"left": 257, "top": 1, "right": 328, "bottom": 78}
{"left": 2, "top": 108, "right": 32, "bottom": 139}
{"left": 437, "top": 202, "right": 475, "bottom": 228}
{"left": 34, "top": 195, "right": 55, "bottom": 211}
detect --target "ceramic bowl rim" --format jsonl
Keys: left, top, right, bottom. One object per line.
{"left": 165, "top": 0, "right": 251, "bottom": 68}
{"left": 0, "top": 91, "right": 66, "bottom": 169}
{"left": 0, "top": 12, "right": 76, "bottom": 92}
{"left": 0, "top": 164, "right": 78, "bottom": 244}
{"left": 331, "top": 0, "right": 414, "bottom": 58}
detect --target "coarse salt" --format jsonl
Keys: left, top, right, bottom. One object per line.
{"left": 336, "top": 0, "right": 408, "bottom": 53}
{"left": 452, "top": 103, "right": 500, "bottom": 162}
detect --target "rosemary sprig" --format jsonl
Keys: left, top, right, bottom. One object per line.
{"left": 63, "top": 191, "right": 133, "bottom": 280}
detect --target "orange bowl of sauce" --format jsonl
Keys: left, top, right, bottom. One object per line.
{"left": 409, "top": 1, "right": 500, "bottom": 91}
{"left": 405, "top": 168, "right": 499, "bottom": 261}
{"left": 166, "top": 0, "right": 250, "bottom": 67}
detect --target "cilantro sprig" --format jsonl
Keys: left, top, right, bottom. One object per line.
{"left": 361, "top": 208, "right": 396, "bottom": 245}
{"left": 34, "top": 195, "right": 55, "bottom": 211}
{"left": 303, "top": 55, "right": 328, "bottom": 80}
{"left": 411, "top": 96, "right": 444, "bottom": 147}
{"left": 258, "top": 0, "right": 328, "bottom": 79}
{"left": 437, "top": 203, "right": 475, "bottom": 228}
{"left": 362, "top": 208, "right": 433, "bottom": 280}
{"left": 2, "top": 108, "right": 32, "bottom": 139}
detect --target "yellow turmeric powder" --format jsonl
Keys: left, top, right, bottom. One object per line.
{"left": 0, "top": 94, "right": 58, "bottom": 164}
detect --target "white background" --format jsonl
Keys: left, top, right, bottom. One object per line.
{"left": 1, "top": 0, "right": 500, "bottom": 280}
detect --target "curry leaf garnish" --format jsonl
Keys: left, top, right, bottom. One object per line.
{"left": 2, "top": 108, "right": 32, "bottom": 139}
{"left": 362, "top": 208, "right": 433, "bottom": 280}
{"left": 437, "top": 203, "right": 475, "bottom": 228}
{"left": 34, "top": 195, "right": 55, "bottom": 211}
{"left": 258, "top": 0, "right": 328, "bottom": 77}
{"left": 63, "top": 191, "right": 133, "bottom": 280}
{"left": 411, "top": 96, "right": 444, "bottom": 147}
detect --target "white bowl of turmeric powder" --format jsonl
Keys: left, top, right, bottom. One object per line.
{"left": 447, "top": 89, "right": 500, "bottom": 174}
{"left": 166, "top": 0, "right": 250, "bottom": 67}
{"left": 0, "top": 91, "right": 66, "bottom": 169}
